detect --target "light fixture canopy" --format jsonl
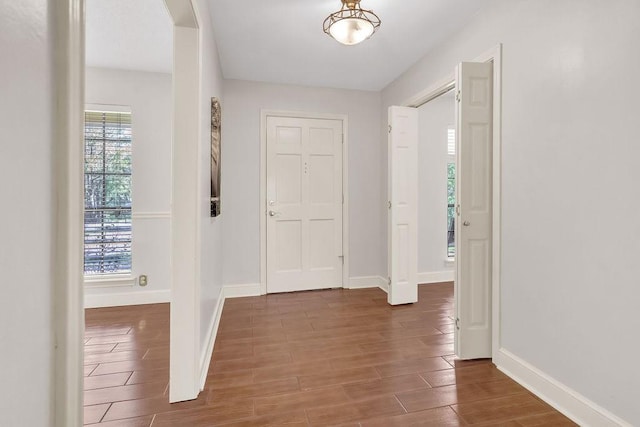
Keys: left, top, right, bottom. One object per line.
{"left": 323, "top": 0, "right": 381, "bottom": 46}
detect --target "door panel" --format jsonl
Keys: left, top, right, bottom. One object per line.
{"left": 309, "top": 219, "right": 334, "bottom": 269}
{"left": 388, "top": 106, "right": 419, "bottom": 305}
{"left": 266, "top": 116, "right": 343, "bottom": 293}
{"left": 276, "top": 154, "right": 302, "bottom": 203}
{"left": 276, "top": 220, "right": 302, "bottom": 271}
{"left": 309, "top": 155, "right": 334, "bottom": 203}
{"left": 455, "top": 62, "right": 493, "bottom": 359}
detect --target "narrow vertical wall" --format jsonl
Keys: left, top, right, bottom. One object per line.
{"left": 165, "top": 0, "right": 226, "bottom": 400}
{"left": 194, "top": 0, "right": 225, "bottom": 385}
{"left": 169, "top": 23, "right": 201, "bottom": 402}
{"left": 0, "top": 0, "right": 56, "bottom": 424}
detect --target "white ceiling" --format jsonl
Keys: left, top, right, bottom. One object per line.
{"left": 85, "top": 0, "right": 173, "bottom": 73}
{"left": 85, "top": 0, "right": 488, "bottom": 90}
{"left": 207, "top": 0, "right": 487, "bottom": 91}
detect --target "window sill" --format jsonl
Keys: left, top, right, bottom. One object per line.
{"left": 84, "top": 274, "right": 135, "bottom": 288}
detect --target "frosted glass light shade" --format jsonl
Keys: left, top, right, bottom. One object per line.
{"left": 323, "top": 0, "right": 381, "bottom": 46}
{"left": 329, "top": 18, "right": 374, "bottom": 46}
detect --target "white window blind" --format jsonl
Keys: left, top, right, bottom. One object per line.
{"left": 447, "top": 127, "right": 456, "bottom": 157}
{"left": 447, "top": 126, "right": 456, "bottom": 258}
{"left": 84, "top": 110, "right": 132, "bottom": 275}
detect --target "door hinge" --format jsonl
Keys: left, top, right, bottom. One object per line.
{"left": 388, "top": 201, "right": 392, "bottom": 210}
{"left": 388, "top": 277, "right": 391, "bottom": 286}
{"left": 455, "top": 317, "right": 460, "bottom": 330}
{"left": 339, "top": 255, "right": 344, "bottom": 264}
{"left": 456, "top": 204, "right": 460, "bottom": 216}
{"left": 388, "top": 125, "right": 392, "bottom": 134}
{"left": 455, "top": 90, "right": 461, "bottom": 103}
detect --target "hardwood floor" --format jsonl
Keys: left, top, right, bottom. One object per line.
{"left": 84, "top": 283, "right": 575, "bottom": 426}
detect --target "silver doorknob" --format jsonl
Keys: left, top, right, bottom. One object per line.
{"left": 463, "top": 221, "right": 471, "bottom": 226}
{"left": 269, "top": 210, "right": 278, "bottom": 217}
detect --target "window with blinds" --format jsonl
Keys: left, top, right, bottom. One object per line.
{"left": 84, "top": 110, "right": 132, "bottom": 275}
{"left": 447, "top": 127, "right": 456, "bottom": 258}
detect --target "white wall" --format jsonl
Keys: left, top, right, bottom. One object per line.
{"left": 0, "top": 0, "right": 53, "bottom": 424}
{"left": 418, "top": 92, "right": 455, "bottom": 279}
{"left": 194, "top": 0, "right": 225, "bottom": 361}
{"left": 382, "top": 0, "right": 640, "bottom": 424}
{"left": 84, "top": 67, "right": 172, "bottom": 307}
{"left": 222, "top": 80, "right": 383, "bottom": 286}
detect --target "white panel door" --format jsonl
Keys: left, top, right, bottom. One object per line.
{"left": 388, "top": 106, "right": 419, "bottom": 305}
{"left": 266, "top": 116, "right": 343, "bottom": 293}
{"left": 455, "top": 62, "right": 493, "bottom": 359}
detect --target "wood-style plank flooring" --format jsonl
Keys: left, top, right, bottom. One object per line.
{"left": 84, "top": 283, "right": 575, "bottom": 426}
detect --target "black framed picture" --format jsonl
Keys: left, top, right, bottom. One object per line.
{"left": 210, "top": 97, "right": 221, "bottom": 217}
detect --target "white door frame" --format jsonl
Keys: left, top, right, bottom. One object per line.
{"left": 54, "top": 0, "right": 203, "bottom": 423}
{"left": 54, "top": 1, "right": 85, "bottom": 425}
{"left": 400, "top": 44, "right": 502, "bottom": 358}
{"left": 260, "top": 110, "right": 350, "bottom": 295}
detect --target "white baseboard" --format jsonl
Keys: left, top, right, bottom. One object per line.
{"left": 84, "top": 289, "right": 171, "bottom": 308}
{"left": 197, "top": 283, "right": 261, "bottom": 389}
{"left": 347, "top": 272, "right": 452, "bottom": 293}
{"left": 223, "top": 283, "right": 262, "bottom": 298}
{"left": 495, "top": 349, "right": 630, "bottom": 427}
{"left": 417, "top": 270, "right": 454, "bottom": 284}
{"left": 199, "top": 287, "right": 225, "bottom": 390}
{"left": 348, "top": 276, "right": 388, "bottom": 294}
{"left": 378, "top": 279, "right": 389, "bottom": 294}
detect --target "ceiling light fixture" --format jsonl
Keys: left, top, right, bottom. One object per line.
{"left": 323, "top": 0, "right": 381, "bottom": 46}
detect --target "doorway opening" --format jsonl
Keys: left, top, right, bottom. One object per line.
{"left": 82, "top": 0, "right": 176, "bottom": 422}
{"left": 388, "top": 45, "right": 502, "bottom": 361}
{"left": 55, "top": 0, "right": 205, "bottom": 424}
{"left": 417, "top": 89, "right": 457, "bottom": 285}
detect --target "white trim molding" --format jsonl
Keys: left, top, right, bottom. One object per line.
{"left": 378, "top": 279, "right": 389, "bottom": 294}
{"left": 84, "top": 290, "right": 171, "bottom": 309}
{"left": 348, "top": 276, "right": 387, "bottom": 290}
{"left": 132, "top": 211, "right": 171, "bottom": 220}
{"left": 224, "top": 283, "right": 262, "bottom": 299}
{"left": 495, "top": 349, "right": 631, "bottom": 427}
{"left": 199, "top": 287, "right": 225, "bottom": 389}
{"left": 260, "top": 110, "right": 350, "bottom": 296}
{"left": 417, "top": 271, "right": 454, "bottom": 284}
{"left": 348, "top": 276, "right": 388, "bottom": 294}
{"left": 198, "top": 284, "right": 260, "bottom": 389}
{"left": 84, "top": 274, "right": 136, "bottom": 288}
{"left": 55, "top": 0, "right": 85, "bottom": 425}
{"left": 85, "top": 103, "right": 131, "bottom": 113}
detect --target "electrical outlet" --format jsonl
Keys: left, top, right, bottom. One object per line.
{"left": 139, "top": 275, "right": 148, "bottom": 287}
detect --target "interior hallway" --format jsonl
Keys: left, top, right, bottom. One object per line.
{"left": 84, "top": 283, "right": 575, "bottom": 426}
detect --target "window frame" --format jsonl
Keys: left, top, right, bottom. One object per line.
{"left": 83, "top": 104, "right": 134, "bottom": 285}
{"left": 447, "top": 126, "right": 456, "bottom": 261}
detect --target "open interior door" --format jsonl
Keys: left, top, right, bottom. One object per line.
{"left": 388, "top": 106, "right": 418, "bottom": 305}
{"left": 455, "top": 62, "right": 493, "bottom": 359}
